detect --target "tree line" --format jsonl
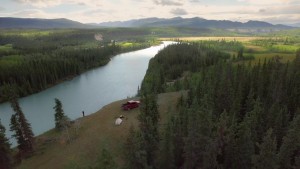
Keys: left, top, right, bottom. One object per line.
{"left": 129, "top": 42, "right": 300, "bottom": 169}
{"left": 0, "top": 29, "right": 156, "bottom": 103}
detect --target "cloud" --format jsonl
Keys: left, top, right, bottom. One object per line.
{"left": 237, "top": 0, "right": 299, "bottom": 5}
{"left": 77, "top": 2, "right": 86, "bottom": 6}
{"left": 2, "top": 0, "right": 299, "bottom": 24}
{"left": 189, "top": 0, "right": 201, "bottom": 2}
{"left": 12, "top": 0, "right": 62, "bottom": 7}
{"left": 11, "top": 0, "right": 103, "bottom": 8}
{"left": 154, "top": 0, "right": 183, "bottom": 6}
{"left": 0, "top": 6, "right": 5, "bottom": 11}
{"left": 170, "top": 8, "right": 187, "bottom": 15}
{"left": 9, "top": 9, "right": 54, "bottom": 18}
{"left": 259, "top": 9, "right": 266, "bottom": 13}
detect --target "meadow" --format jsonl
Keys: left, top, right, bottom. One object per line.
{"left": 161, "top": 34, "right": 299, "bottom": 64}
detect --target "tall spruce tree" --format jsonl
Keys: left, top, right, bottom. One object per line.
{"left": 279, "top": 114, "right": 300, "bottom": 169}
{"left": 184, "top": 98, "right": 216, "bottom": 169}
{"left": 10, "top": 97, "right": 34, "bottom": 156}
{"left": 233, "top": 121, "right": 254, "bottom": 169}
{"left": 53, "top": 98, "right": 67, "bottom": 130}
{"left": 159, "top": 115, "right": 176, "bottom": 169}
{"left": 124, "top": 126, "right": 148, "bottom": 169}
{"left": 138, "top": 94, "right": 159, "bottom": 168}
{"left": 252, "top": 129, "right": 279, "bottom": 169}
{"left": 0, "top": 119, "right": 13, "bottom": 169}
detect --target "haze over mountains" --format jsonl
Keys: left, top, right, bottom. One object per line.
{"left": 0, "top": 17, "right": 295, "bottom": 32}
{"left": 95, "top": 17, "right": 291, "bottom": 29}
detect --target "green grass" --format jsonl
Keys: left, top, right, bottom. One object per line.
{"left": 119, "top": 42, "right": 134, "bottom": 47}
{"left": 252, "top": 53, "right": 296, "bottom": 63}
{"left": 0, "top": 29, "right": 74, "bottom": 37}
{"left": 16, "top": 92, "right": 182, "bottom": 169}
{"left": 167, "top": 36, "right": 298, "bottom": 64}
{"left": 269, "top": 44, "right": 299, "bottom": 53}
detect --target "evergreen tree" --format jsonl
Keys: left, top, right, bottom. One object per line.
{"left": 53, "top": 98, "right": 68, "bottom": 130}
{"left": 0, "top": 119, "right": 13, "bottom": 169}
{"left": 244, "top": 98, "right": 264, "bottom": 145}
{"left": 252, "top": 129, "right": 279, "bottom": 169}
{"left": 184, "top": 98, "right": 216, "bottom": 169}
{"left": 10, "top": 97, "right": 34, "bottom": 157}
{"left": 159, "top": 116, "right": 175, "bottom": 169}
{"left": 233, "top": 121, "right": 254, "bottom": 169}
{"left": 124, "top": 127, "right": 148, "bottom": 169}
{"left": 215, "top": 110, "right": 234, "bottom": 168}
{"left": 279, "top": 114, "right": 300, "bottom": 169}
{"left": 138, "top": 94, "right": 159, "bottom": 167}
{"left": 237, "top": 47, "right": 244, "bottom": 59}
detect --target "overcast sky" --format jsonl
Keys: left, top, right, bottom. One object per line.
{"left": 0, "top": 0, "right": 299, "bottom": 24}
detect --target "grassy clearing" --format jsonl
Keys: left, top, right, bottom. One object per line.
{"left": 269, "top": 44, "right": 299, "bottom": 53}
{"left": 243, "top": 44, "right": 267, "bottom": 53}
{"left": 251, "top": 53, "right": 296, "bottom": 63}
{"left": 0, "top": 29, "right": 74, "bottom": 37}
{"left": 161, "top": 36, "right": 298, "bottom": 63}
{"left": 119, "top": 42, "right": 133, "bottom": 48}
{"left": 17, "top": 91, "right": 184, "bottom": 169}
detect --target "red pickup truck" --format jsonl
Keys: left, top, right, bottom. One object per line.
{"left": 122, "top": 100, "right": 140, "bottom": 110}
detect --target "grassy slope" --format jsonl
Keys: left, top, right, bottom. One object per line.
{"left": 17, "top": 91, "right": 184, "bottom": 169}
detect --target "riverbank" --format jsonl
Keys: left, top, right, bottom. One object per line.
{"left": 0, "top": 41, "right": 160, "bottom": 104}
{"left": 0, "top": 41, "right": 174, "bottom": 149}
{"left": 16, "top": 91, "right": 184, "bottom": 169}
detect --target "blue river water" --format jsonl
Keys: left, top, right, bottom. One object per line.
{"left": 0, "top": 41, "right": 174, "bottom": 146}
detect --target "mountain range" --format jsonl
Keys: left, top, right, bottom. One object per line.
{"left": 0, "top": 17, "right": 295, "bottom": 31}
{"left": 95, "top": 17, "right": 291, "bottom": 30}
{"left": 0, "top": 17, "right": 90, "bottom": 29}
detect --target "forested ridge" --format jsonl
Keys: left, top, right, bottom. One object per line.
{"left": 130, "top": 42, "right": 300, "bottom": 169}
{"left": 0, "top": 29, "right": 156, "bottom": 102}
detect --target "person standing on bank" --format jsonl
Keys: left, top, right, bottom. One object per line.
{"left": 82, "top": 111, "right": 85, "bottom": 117}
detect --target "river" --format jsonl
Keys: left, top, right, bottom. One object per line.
{"left": 0, "top": 41, "right": 174, "bottom": 146}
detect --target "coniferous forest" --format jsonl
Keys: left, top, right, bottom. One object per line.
{"left": 0, "top": 29, "right": 156, "bottom": 102}
{"left": 130, "top": 42, "right": 300, "bottom": 169}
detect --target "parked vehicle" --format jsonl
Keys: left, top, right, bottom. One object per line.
{"left": 122, "top": 100, "right": 140, "bottom": 110}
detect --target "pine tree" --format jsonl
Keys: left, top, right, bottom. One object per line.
{"left": 10, "top": 97, "right": 34, "bottom": 157}
{"left": 237, "top": 47, "right": 244, "bottom": 59}
{"left": 0, "top": 119, "right": 13, "bottom": 169}
{"left": 184, "top": 98, "right": 216, "bottom": 169}
{"left": 232, "top": 121, "right": 254, "bottom": 169}
{"left": 124, "top": 127, "right": 148, "bottom": 169}
{"left": 244, "top": 98, "right": 264, "bottom": 145}
{"left": 159, "top": 115, "right": 175, "bottom": 169}
{"left": 138, "top": 94, "right": 159, "bottom": 167}
{"left": 252, "top": 129, "right": 279, "bottom": 169}
{"left": 279, "top": 114, "right": 300, "bottom": 169}
{"left": 53, "top": 98, "right": 68, "bottom": 130}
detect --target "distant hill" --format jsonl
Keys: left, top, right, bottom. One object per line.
{"left": 0, "top": 17, "right": 294, "bottom": 32}
{"left": 288, "top": 22, "right": 300, "bottom": 27}
{"left": 95, "top": 17, "right": 293, "bottom": 32}
{"left": 0, "top": 17, "right": 92, "bottom": 29}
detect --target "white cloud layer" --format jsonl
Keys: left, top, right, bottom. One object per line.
{"left": 0, "top": 0, "right": 299, "bottom": 24}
